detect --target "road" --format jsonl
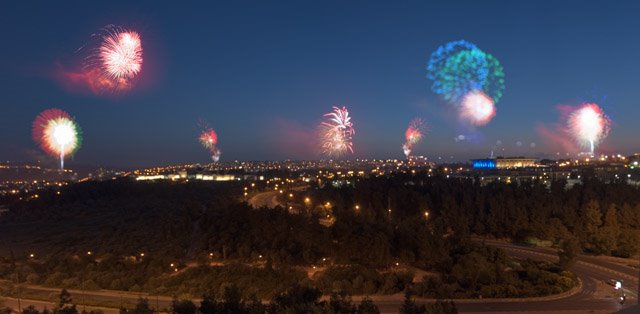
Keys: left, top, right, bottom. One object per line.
{"left": 247, "top": 186, "right": 308, "bottom": 210}
{"left": 247, "top": 190, "right": 281, "bottom": 209}
{"left": 2, "top": 243, "right": 638, "bottom": 313}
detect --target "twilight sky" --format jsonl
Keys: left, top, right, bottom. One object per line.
{"left": 1, "top": 0, "right": 639, "bottom": 168}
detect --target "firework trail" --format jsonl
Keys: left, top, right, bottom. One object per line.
{"left": 198, "top": 122, "right": 222, "bottom": 162}
{"left": 568, "top": 103, "right": 611, "bottom": 155}
{"left": 402, "top": 117, "right": 426, "bottom": 157}
{"left": 459, "top": 91, "right": 496, "bottom": 126}
{"left": 319, "top": 106, "right": 355, "bottom": 156}
{"left": 32, "top": 109, "right": 82, "bottom": 170}
{"left": 82, "top": 25, "right": 143, "bottom": 94}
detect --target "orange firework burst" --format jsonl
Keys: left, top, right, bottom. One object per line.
{"left": 32, "top": 108, "right": 82, "bottom": 170}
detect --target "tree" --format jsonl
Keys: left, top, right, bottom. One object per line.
{"left": 327, "top": 291, "right": 355, "bottom": 313}
{"left": 399, "top": 290, "right": 426, "bottom": 314}
{"left": 53, "top": 289, "right": 78, "bottom": 314}
{"left": 558, "top": 237, "right": 581, "bottom": 270}
{"left": 128, "top": 298, "right": 154, "bottom": 314}
{"left": 58, "top": 289, "right": 73, "bottom": 308}
{"left": 22, "top": 305, "right": 40, "bottom": 314}
{"left": 594, "top": 204, "right": 620, "bottom": 255}
{"left": 356, "top": 297, "right": 380, "bottom": 314}
{"left": 270, "top": 284, "right": 325, "bottom": 313}
{"left": 219, "top": 284, "right": 243, "bottom": 313}
{"left": 244, "top": 294, "right": 265, "bottom": 314}
{"left": 582, "top": 200, "right": 602, "bottom": 237}
{"left": 198, "top": 294, "right": 218, "bottom": 314}
{"left": 424, "top": 300, "right": 457, "bottom": 314}
{"left": 171, "top": 300, "right": 196, "bottom": 314}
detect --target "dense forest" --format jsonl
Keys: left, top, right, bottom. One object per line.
{"left": 309, "top": 174, "right": 640, "bottom": 257}
{"left": 3, "top": 173, "right": 629, "bottom": 300}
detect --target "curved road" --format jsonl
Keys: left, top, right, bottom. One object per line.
{"left": 247, "top": 190, "right": 281, "bottom": 209}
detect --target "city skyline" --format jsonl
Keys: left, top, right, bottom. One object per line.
{"left": 1, "top": 1, "right": 639, "bottom": 168}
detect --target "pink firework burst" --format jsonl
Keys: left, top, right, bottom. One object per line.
{"left": 320, "top": 106, "right": 355, "bottom": 156}
{"left": 198, "top": 121, "right": 222, "bottom": 162}
{"left": 459, "top": 91, "right": 496, "bottom": 126}
{"left": 199, "top": 129, "right": 218, "bottom": 149}
{"left": 405, "top": 118, "right": 426, "bottom": 145}
{"left": 82, "top": 26, "right": 143, "bottom": 94}
{"left": 568, "top": 103, "right": 611, "bottom": 155}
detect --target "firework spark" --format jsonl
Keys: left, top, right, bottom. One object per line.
{"left": 402, "top": 118, "right": 426, "bottom": 157}
{"left": 320, "top": 106, "right": 355, "bottom": 156}
{"left": 32, "top": 109, "right": 82, "bottom": 170}
{"left": 459, "top": 91, "right": 496, "bottom": 126}
{"left": 568, "top": 103, "right": 611, "bottom": 155}
{"left": 82, "top": 25, "right": 143, "bottom": 94}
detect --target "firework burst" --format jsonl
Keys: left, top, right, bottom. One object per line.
{"left": 568, "top": 103, "right": 611, "bottom": 155}
{"left": 402, "top": 118, "right": 426, "bottom": 157}
{"left": 199, "top": 129, "right": 218, "bottom": 149}
{"left": 83, "top": 25, "right": 143, "bottom": 94}
{"left": 32, "top": 109, "right": 82, "bottom": 170}
{"left": 459, "top": 91, "right": 496, "bottom": 126}
{"left": 427, "top": 40, "right": 505, "bottom": 104}
{"left": 198, "top": 121, "right": 222, "bottom": 162}
{"left": 320, "top": 106, "right": 355, "bottom": 156}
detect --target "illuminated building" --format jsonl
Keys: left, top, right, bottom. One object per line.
{"left": 472, "top": 157, "right": 538, "bottom": 169}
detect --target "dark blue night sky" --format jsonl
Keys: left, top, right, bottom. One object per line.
{"left": 1, "top": 1, "right": 639, "bottom": 168}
